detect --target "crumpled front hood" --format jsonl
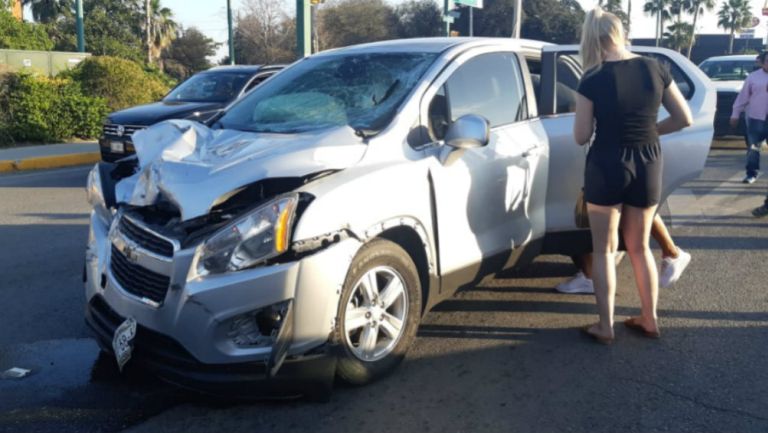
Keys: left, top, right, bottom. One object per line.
{"left": 115, "top": 120, "right": 366, "bottom": 221}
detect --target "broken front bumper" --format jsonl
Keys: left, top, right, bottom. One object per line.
{"left": 84, "top": 211, "right": 361, "bottom": 395}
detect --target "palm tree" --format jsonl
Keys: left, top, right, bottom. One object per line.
{"left": 717, "top": 0, "right": 752, "bottom": 54}
{"left": 599, "top": 0, "right": 630, "bottom": 29}
{"left": 668, "top": 0, "right": 692, "bottom": 23}
{"left": 22, "top": 0, "right": 72, "bottom": 23}
{"left": 644, "top": 0, "right": 671, "bottom": 47}
{"left": 145, "top": 0, "right": 178, "bottom": 66}
{"left": 664, "top": 21, "right": 694, "bottom": 52}
{"left": 685, "top": 0, "right": 715, "bottom": 58}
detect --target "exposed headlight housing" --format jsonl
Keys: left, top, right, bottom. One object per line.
{"left": 195, "top": 194, "right": 299, "bottom": 276}
{"left": 86, "top": 164, "right": 112, "bottom": 224}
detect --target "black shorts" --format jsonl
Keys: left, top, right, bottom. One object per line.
{"left": 584, "top": 143, "right": 663, "bottom": 208}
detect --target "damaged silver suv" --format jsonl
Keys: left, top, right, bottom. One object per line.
{"left": 84, "top": 38, "right": 714, "bottom": 398}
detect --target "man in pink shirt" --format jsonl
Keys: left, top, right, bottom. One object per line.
{"left": 730, "top": 51, "right": 768, "bottom": 186}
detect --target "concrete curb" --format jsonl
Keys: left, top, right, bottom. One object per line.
{"left": 0, "top": 152, "right": 100, "bottom": 173}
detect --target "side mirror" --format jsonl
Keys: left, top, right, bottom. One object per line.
{"left": 444, "top": 114, "right": 490, "bottom": 149}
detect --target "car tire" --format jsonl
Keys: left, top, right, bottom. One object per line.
{"left": 333, "top": 239, "right": 422, "bottom": 385}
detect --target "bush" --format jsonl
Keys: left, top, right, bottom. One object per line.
{"left": 0, "top": 8, "right": 54, "bottom": 51}
{"left": 67, "top": 56, "right": 169, "bottom": 111}
{"left": 0, "top": 73, "right": 109, "bottom": 143}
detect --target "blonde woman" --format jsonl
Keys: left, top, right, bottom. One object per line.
{"left": 573, "top": 7, "right": 692, "bottom": 344}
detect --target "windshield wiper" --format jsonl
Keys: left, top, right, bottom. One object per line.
{"left": 372, "top": 80, "right": 400, "bottom": 106}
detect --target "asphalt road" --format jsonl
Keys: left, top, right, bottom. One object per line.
{"left": 1, "top": 143, "right": 767, "bottom": 433}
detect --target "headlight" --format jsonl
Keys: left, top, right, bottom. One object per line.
{"left": 195, "top": 194, "right": 299, "bottom": 276}
{"left": 86, "top": 164, "right": 112, "bottom": 224}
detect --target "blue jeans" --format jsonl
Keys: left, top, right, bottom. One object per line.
{"left": 745, "top": 117, "right": 767, "bottom": 177}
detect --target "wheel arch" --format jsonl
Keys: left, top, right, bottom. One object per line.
{"left": 375, "top": 225, "right": 435, "bottom": 315}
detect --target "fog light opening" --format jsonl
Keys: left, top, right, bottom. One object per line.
{"left": 227, "top": 301, "right": 289, "bottom": 348}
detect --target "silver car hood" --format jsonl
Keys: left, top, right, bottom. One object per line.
{"left": 115, "top": 120, "right": 366, "bottom": 221}
{"left": 712, "top": 80, "right": 743, "bottom": 93}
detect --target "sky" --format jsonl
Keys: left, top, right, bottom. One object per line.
{"left": 56, "top": 0, "right": 768, "bottom": 62}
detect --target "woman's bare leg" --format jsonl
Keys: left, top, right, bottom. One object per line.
{"left": 622, "top": 204, "right": 660, "bottom": 333}
{"left": 650, "top": 214, "right": 678, "bottom": 259}
{"left": 586, "top": 203, "right": 622, "bottom": 339}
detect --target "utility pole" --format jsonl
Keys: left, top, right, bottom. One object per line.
{"left": 444, "top": 0, "right": 450, "bottom": 36}
{"left": 76, "top": 0, "right": 84, "bottom": 52}
{"left": 227, "top": 0, "right": 235, "bottom": 64}
{"left": 513, "top": 0, "right": 521, "bottom": 38}
{"left": 296, "top": 0, "right": 311, "bottom": 57}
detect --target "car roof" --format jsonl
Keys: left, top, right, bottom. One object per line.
{"left": 311, "top": 37, "right": 551, "bottom": 57}
{"left": 701, "top": 55, "right": 757, "bottom": 63}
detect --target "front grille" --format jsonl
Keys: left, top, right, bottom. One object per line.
{"left": 119, "top": 217, "right": 174, "bottom": 257}
{"left": 102, "top": 124, "right": 146, "bottom": 138}
{"left": 110, "top": 245, "right": 170, "bottom": 304}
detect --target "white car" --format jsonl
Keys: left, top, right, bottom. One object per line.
{"left": 84, "top": 38, "right": 715, "bottom": 399}
{"left": 698, "top": 54, "right": 758, "bottom": 136}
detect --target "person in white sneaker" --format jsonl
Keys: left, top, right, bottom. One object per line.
{"left": 556, "top": 215, "right": 690, "bottom": 294}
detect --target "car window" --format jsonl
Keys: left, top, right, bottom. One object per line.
{"left": 164, "top": 72, "right": 252, "bottom": 103}
{"left": 699, "top": 59, "right": 757, "bottom": 81}
{"left": 443, "top": 52, "right": 527, "bottom": 129}
{"left": 554, "top": 54, "right": 582, "bottom": 114}
{"left": 643, "top": 53, "right": 694, "bottom": 100}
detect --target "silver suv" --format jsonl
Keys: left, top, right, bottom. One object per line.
{"left": 84, "top": 38, "right": 715, "bottom": 398}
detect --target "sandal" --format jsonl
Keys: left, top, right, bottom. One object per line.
{"left": 623, "top": 317, "right": 660, "bottom": 339}
{"left": 580, "top": 324, "right": 614, "bottom": 345}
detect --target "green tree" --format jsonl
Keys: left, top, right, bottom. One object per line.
{"left": 644, "top": 0, "right": 671, "bottom": 46}
{"left": 685, "top": 0, "right": 715, "bottom": 58}
{"left": 319, "top": 0, "right": 396, "bottom": 49}
{"left": 717, "top": 0, "right": 752, "bottom": 54}
{"left": 21, "top": 0, "right": 72, "bottom": 24}
{"left": 664, "top": 21, "right": 693, "bottom": 52}
{"left": 0, "top": 6, "right": 54, "bottom": 50}
{"left": 520, "top": 0, "right": 585, "bottom": 43}
{"left": 162, "top": 27, "right": 219, "bottom": 81}
{"left": 598, "top": 0, "right": 630, "bottom": 29}
{"left": 393, "top": 0, "right": 442, "bottom": 38}
{"left": 51, "top": 0, "right": 145, "bottom": 62}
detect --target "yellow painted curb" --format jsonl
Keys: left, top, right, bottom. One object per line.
{"left": 0, "top": 152, "right": 100, "bottom": 173}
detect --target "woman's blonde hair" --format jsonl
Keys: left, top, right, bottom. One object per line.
{"left": 579, "top": 7, "right": 626, "bottom": 72}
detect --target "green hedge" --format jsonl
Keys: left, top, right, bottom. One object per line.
{"left": 0, "top": 73, "right": 109, "bottom": 143}
{"left": 67, "top": 56, "right": 169, "bottom": 111}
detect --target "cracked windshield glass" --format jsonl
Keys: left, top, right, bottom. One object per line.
{"left": 217, "top": 52, "right": 438, "bottom": 134}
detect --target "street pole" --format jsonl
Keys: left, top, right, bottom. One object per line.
{"left": 76, "top": 0, "right": 84, "bottom": 52}
{"left": 227, "top": 0, "right": 235, "bottom": 64}
{"left": 296, "top": 0, "right": 311, "bottom": 57}
{"left": 469, "top": 6, "right": 473, "bottom": 37}
{"left": 513, "top": 0, "right": 521, "bottom": 38}
{"left": 444, "top": 0, "right": 450, "bottom": 37}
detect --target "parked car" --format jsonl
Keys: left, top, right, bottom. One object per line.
{"left": 98, "top": 64, "right": 284, "bottom": 162}
{"left": 698, "top": 54, "right": 758, "bottom": 137}
{"left": 84, "top": 38, "right": 715, "bottom": 399}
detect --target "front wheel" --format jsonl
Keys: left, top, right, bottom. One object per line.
{"left": 333, "top": 239, "right": 422, "bottom": 385}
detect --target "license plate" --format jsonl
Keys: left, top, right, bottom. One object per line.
{"left": 112, "top": 317, "right": 137, "bottom": 372}
{"left": 110, "top": 141, "right": 125, "bottom": 153}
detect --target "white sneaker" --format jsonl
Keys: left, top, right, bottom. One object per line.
{"left": 659, "top": 248, "right": 691, "bottom": 288}
{"left": 555, "top": 271, "right": 594, "bottom": 294}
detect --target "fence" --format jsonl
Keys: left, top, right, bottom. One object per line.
{"left": 0, "top": 49, "right": 91, "bottom": 76}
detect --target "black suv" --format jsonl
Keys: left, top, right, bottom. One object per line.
{"left": 99, "top": 65, "right": 283, "bottom": 162}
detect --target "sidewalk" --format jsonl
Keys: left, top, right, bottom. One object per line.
{"left": 0, "top": 142, "right": 99, "bottom": 173}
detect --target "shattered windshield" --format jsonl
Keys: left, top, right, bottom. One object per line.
{"left": 216, "top": 52, "right": 438, "bottom": 134}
